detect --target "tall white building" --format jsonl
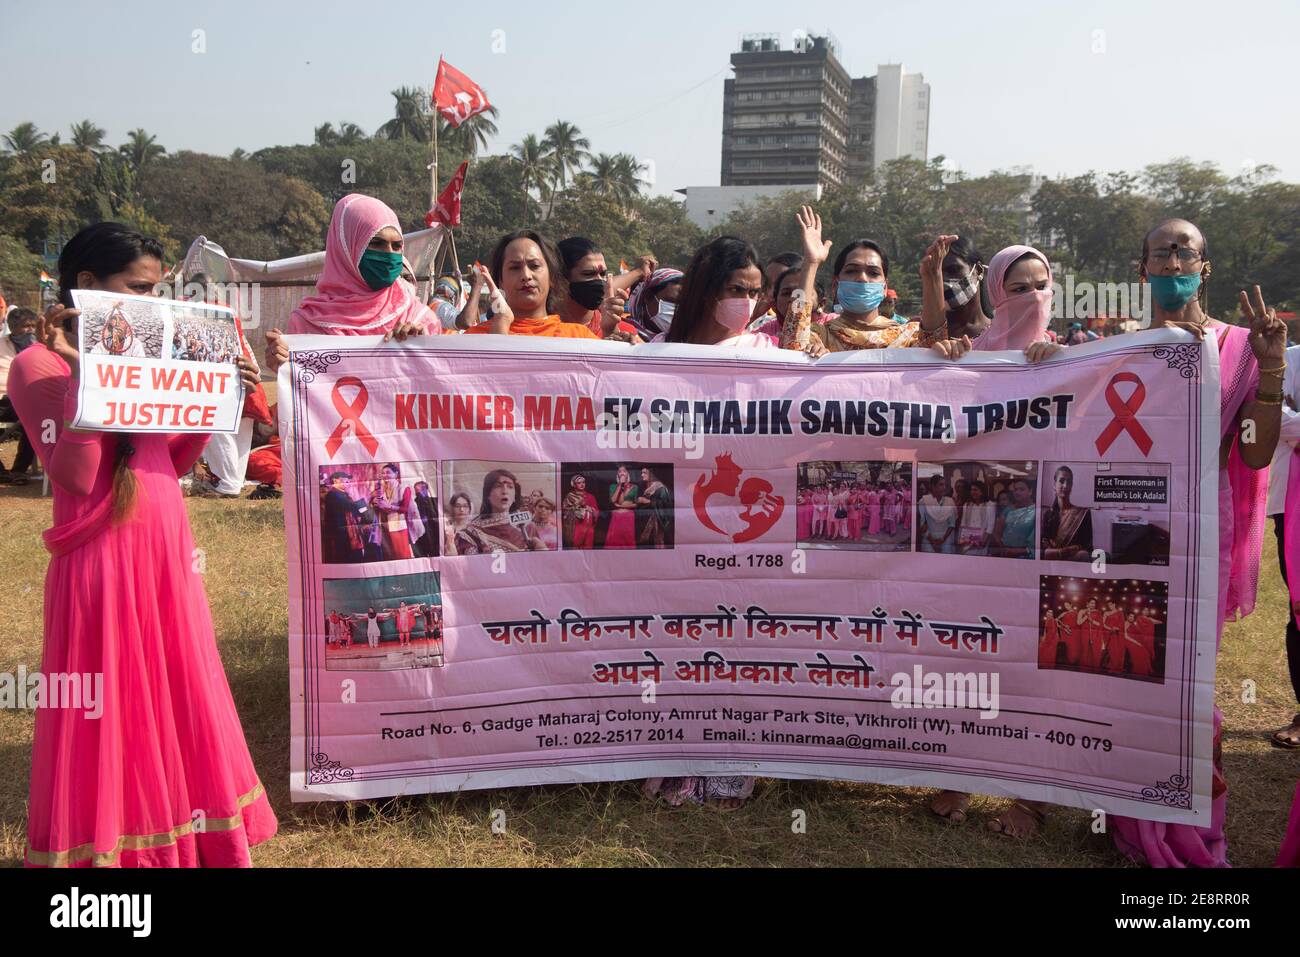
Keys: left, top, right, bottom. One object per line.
{"left": 870, "top": 64, "right": 931, "bottom": 170}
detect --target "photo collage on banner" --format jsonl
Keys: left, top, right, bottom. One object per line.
{"left": 319, "top": 460, "right": 444, "bottom": 672}
{"left": 796, "top": 460, "right": 912, "bottom": 553}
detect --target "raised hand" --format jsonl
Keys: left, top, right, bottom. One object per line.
{"left": 920, "top": 235, "right": 958, "bottom": 285}
{"left": 796, "top": 205, "right": 832, "bottom": 266}
{"left": 479, "top": 265, "right": 514, "bottom": 333}
{"left": 599, "top": 275, "right": 629, "bottom": 336}
{"left": 1242, "top": 285, "right": 1286, "bottom": 366}
{"left": 919, "top": 235, "right": 959, "bottom": 335}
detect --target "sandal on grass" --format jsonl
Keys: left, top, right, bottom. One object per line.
{"left": 1271, "top": 715, "right": 1300, "bottom": 750}
{"left": 988, "top": 801, "right": 1046, "bottom": 839}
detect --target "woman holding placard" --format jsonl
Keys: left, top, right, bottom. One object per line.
{"left": 9, "top": 222, "right": 274, "bottom": 867}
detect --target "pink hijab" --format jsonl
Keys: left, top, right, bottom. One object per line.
{"left": 288, "top": 193, "right": 437, "bottom": 336}
{"left": 973, "top": 245, "right": 1052, "bottom": 351}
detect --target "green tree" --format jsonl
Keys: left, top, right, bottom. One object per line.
{"left": 454, "top": 155, "right": 544, "bottom": 266}
{"left": 3, "top": 122, "right": 49, "bottom": 154}
{"left": 1143, "top": 157, "right": 1227, "bottom": 223}
{"left": 69, "top": 120, "right": 108, "bottom": 153}
{"left": 376, "top": 86, "right": 432, "bottom": 143}
{"left": 119, "top": 129, "right": 165, "bottom": 173}
{"left": 140, "top": 151, "right": 329, "bottom": 260}
{"left": 510, "top": 134, "right": 556, "bottom": 204}
{"left": 0, "top": 145, "right": 100, "bottom": 251}
{"left": 441, "top": 107, "right": 498, "bottom": 157}
{"left": 542, "top": 121, "right": 590, "bottom": 191}
{"left": 0, "top": 233, "right": 47, "bottom": 306}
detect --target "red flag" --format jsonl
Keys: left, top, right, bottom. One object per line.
{"left": 433, "top": 58, "right": 492, "bottom": 128}
{"left": 426, "top": 161, "right": 468, "bottom": 227}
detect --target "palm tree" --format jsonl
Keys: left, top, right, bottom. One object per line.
{"left": 376, "top": 86, "right": 431, "bottom": 142}
{"left": 511, "top": 134, "right": 557, "bottom": 202}
{"left": 440, "top": 106, "right": 498, "bottom": 157}
{"left": 119, "top": 129, "right": 165, "bottom": 171}
{"left": 613, "top": 153, "right": 648, "bottom": 199}
{"left": 583, "top": 153, "right": 622, "bottom": 200}
{"left": 3, "top": 122, "right": 48, "bottom": 154}
{"left": 315, "top": 121, "right": 367, "bottom": 147}
{"left": 542, "top": 121, "right": 590, "bottom": 191}
{"left": 314, "top": 122, "right": 339, "bottom": 146}
{"left": 69, "top": 120, "right": 108, "bottom": 152}
{"left": 336, "top": 122, "right": 368, "bottom": 145}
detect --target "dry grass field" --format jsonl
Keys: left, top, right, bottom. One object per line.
{"left": 0, "top": 433, "right": 1296, "bottom": 867}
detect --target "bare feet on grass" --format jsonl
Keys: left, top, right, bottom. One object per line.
{"left": 987, "top": 801, "right": 1047, "bottom": 839}
{"left": 929, "top": 790, "right": 969, "bottom": 824}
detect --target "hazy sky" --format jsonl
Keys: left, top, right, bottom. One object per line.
{"left": 3, "top": 0, "right": 1296, "bottom": 197}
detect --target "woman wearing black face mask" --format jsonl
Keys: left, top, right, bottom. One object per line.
{"left": 0, "top": 307, "right": 39, "bottom": 484}
{"left": 556, "top": 237, "right": 655, "bottom": 340}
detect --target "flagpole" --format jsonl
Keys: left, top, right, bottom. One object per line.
{"left": 430, "top": 58, "right": 441, "bottom": 212}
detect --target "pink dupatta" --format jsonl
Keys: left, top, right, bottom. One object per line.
{"left": 972, "top": 245, "right": 1053, "bottom": 352}
{"left": 288, "top": 193, "right": 437, "bottom": 336}
{"left": 1218, "top": 324, "right": 1266, "bottom": 623}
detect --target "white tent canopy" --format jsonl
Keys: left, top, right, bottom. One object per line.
{"left": 178, "top": 224, "right": 451, "bottom": 336}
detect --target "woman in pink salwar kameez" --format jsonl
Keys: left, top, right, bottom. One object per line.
{"left": 1111, "top": 219, "right": 1284, "bottom": 868}
{"left": 867, "top": 485, "right": 883, "bottom": 537}
{"left": 880, "top": 486, "right": 897, "bottom": 537}
{"left": 796, "top": 491, "right": 813, "bottom": 542}
{"left": 11, "top": 223, "right": 276, "bottom": 867}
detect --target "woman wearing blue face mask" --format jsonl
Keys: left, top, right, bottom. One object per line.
{"left": 808, "top": 235, "right": 940, "bottom": 353}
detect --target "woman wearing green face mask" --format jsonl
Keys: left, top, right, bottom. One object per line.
{"left": 265, "top": 194, "right": 439, "bottom": 371}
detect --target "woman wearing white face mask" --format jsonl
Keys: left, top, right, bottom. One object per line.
{"left": 625, "top": 267, "right": 684, "bottom": 338}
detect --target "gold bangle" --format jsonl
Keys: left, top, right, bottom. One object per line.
{"left": 1259, "top": 365, "right": 1288, "bottom": 376}
{"left": 1254, "top": 391, "right": 1284, "bottom": 406}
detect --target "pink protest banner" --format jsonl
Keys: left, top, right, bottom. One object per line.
{"left": 279, "top": 330, "right": 1218, "bottom": 825}
{"left": 71, "top": 289, "right": 246, "bottom": 433}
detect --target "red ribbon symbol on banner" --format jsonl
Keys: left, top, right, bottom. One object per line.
{"left": 1095, "top": 372, "right": 1154, "bottom": 457}
{"left": 325, "top": 377, "right": 379, "bottom": 460}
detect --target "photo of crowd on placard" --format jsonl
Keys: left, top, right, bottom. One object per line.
{"left": 1040, "top": 462, "right": 1172, "bottom": 567}
{"left": 558, "top": 463, "right": 676, "bottom": 550}
{"left": 916, "top": 461, "right": 1039, "bottom": 559}
{"left": 322, "top": 572, "right": 444, "bottom": 672}
{"left": 796, "top": 460, "right": 912, "bottom": 552}
{"left": 170, "top": 308, "right": 243, "bottom": 364}
{"left": 442, "top": 461, "right": 559, "bottom": 556}
{"left": 1037, "top": 576, "right": 1168, "bottom": 684}
{"left": 83, "top": 297, "right": 166, "bottom": 359}
{"left": 318, "top": 462, "right": 440, "bottom": 565}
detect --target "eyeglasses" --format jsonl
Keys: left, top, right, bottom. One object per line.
{"left": 1148, "top": 246, "right": 1203, "bottom": 265}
